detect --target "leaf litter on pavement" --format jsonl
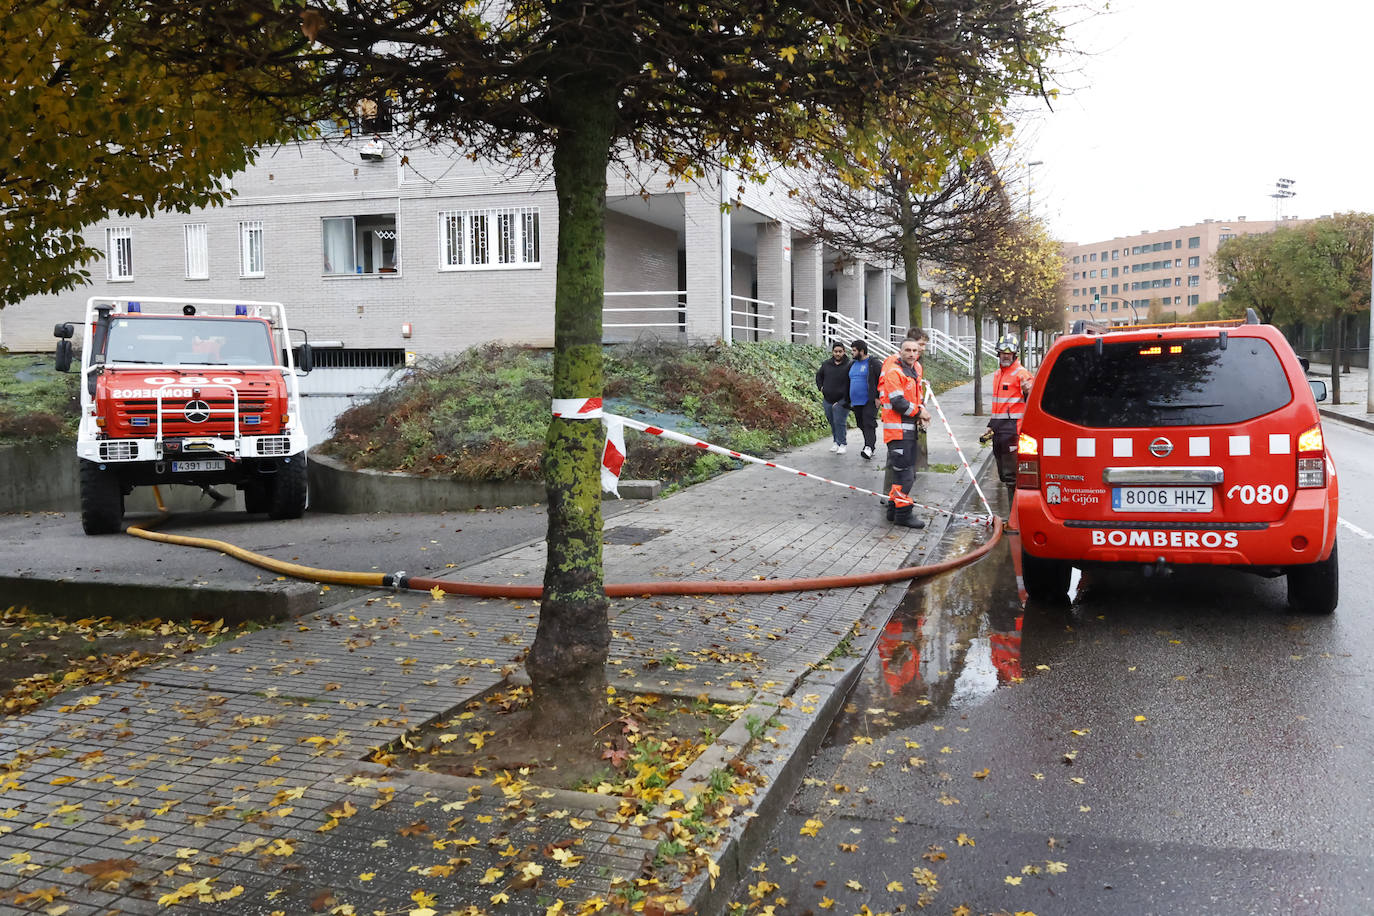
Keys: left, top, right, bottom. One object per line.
{"left": 0, "top": 587, "right": 797, "bottom": 914}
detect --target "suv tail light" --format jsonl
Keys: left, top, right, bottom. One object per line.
{"left": 1015, "top": 432, "right": 1039, "bottom": 489}
{"left": 1297, "top": 422, "right": 1326, "bottom": 488}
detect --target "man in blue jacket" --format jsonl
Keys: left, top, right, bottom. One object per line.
{"left": 848, "top": 339, "right": 882, "bottom": 459}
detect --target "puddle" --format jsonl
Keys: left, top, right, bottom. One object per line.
{"left": 826, "top": 465, "right": 1057, "bottom": 738}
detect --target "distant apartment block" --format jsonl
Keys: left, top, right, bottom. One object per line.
{"left": 1060, "top": 216, "right": 1308, "bottom": 328}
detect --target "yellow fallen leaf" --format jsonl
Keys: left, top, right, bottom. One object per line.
{"left": 800, "top": 818, "right": 823, "bottom": 837}
{"left": 845, "top": 879, "right": 863, "bottom": 891}
{"left": 1046, "top": 860, "right": 1068, "bottom": 874}
{"left": 956, "top": 833, "right": 975, "bottom": 847}
{"left": 885, "top": 880, "right": 904, "bottom": 892}
{"left": 1004, "top": 875, "right": 1023, "bottom": 885}
{"left": 1134, "top": 715, "right": 1148, "bottom": 722}
{"left": 359, "top": 872, "right": 375, "bottom": 881}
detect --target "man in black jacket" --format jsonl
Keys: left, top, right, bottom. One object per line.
{"left": 815, "top": 342, "right": 852, "bottom": 453}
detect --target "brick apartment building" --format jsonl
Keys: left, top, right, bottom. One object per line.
{"left": 1060, "top": 216, "right": 1307, "bottom": 329}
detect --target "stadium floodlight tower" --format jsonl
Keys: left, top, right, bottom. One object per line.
{"left": 1270, "top": 177, "right": 1296, "bottom": 223}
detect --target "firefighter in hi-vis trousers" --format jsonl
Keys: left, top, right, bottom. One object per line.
{"left": 981, "top": 333, "right": 1034, "bottom": 496}
{"left": 878, "top": 334, "right": 930, "bottom": 529}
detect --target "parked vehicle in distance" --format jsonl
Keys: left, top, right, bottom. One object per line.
{"left": 54, "top": 297, "right": 313, "bottom": 534}
{"left": 1013, "top": 310, "right": 1338, "bottom": 613}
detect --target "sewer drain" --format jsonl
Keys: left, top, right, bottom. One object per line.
{"left": 603, "top": 526, "right": 670, "bottom": 545}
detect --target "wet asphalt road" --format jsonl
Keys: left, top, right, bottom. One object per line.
{"left": 724, "top": 423, "right": 1374, "bottom": 916}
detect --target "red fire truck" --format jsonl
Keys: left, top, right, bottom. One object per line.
{"left": 54, "top": 296, "right": 313, "bottom": 534}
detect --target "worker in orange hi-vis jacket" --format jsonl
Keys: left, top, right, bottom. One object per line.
{"left": 982, "top": 333, "right": 1034, "bottom": 489}
{"left": 877, "top": 331, "right": 930, "bottom": 529}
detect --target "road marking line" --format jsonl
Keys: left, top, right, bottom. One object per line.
{"left": 1338, "top": 517, "right": 1374, "bottom": 540}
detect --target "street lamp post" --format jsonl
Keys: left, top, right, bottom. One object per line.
{"left": 1094, "top": 294, "right": 1139, "bottom": 325}
{"left": 1026, "top": 160, "right": 1044, "bottom": 218}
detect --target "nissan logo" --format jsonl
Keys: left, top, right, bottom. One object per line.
{"left": 184, "top": 400, "right": 211, "bottom": 423}
{"left": 1149, "top": 436, "right": 1173, "bottom": 458}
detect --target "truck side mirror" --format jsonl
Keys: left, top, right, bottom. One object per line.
{"left": 53, "top": 322, "right": 74, "bottom": 339}
{"left": 297, "top": 343, "right": 313, "bottom": 373}
{"left": 55, "top": 339, "right": 73, "bottom": 373}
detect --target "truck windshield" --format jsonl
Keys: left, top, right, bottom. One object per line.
{"left": 1039, "top": 336, "right": 1292, "bottom": 427}
{"left": 103, "top": 317, "right": 277, "bottom": 367}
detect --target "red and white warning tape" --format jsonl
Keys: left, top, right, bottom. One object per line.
{"left": 923, "top": 381, "right": 995, "bottom": 519}
{"left": 551, "top": 397, "right": 604, "bottom": 419}
{"left": 553, "top": 394, "right": 995, "bottom": 526}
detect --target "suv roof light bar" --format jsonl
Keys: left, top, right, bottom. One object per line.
{"left": 1071, "top": 314, "right": 1260, "bottom": 337}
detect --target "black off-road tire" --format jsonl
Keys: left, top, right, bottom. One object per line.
{"left": 242, "top": 481, "right": 270, "bottom": 514}
{"left": 1021, "top": 549, "right": 1071, "bottom": 604}
{"left": 79, "top": 460, "right": 125, "bottom": 535}
{"left": 267, "top": 454, "right": 308, "bottom": 520}
{"left": 1287, "top": 542, "right": 1338, "bottom": 615}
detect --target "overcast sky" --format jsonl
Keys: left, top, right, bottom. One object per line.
{"left": 1019, "top": 0, "right": 1374, "bottom": 244}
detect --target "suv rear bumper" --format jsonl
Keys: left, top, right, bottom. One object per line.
{"left": 1015, "top": 485, "right": 1338, "bottom": 567}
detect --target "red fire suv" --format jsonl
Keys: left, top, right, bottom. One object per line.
{"left": 1014, "top": 312, "right": 1339, "bottom": 613}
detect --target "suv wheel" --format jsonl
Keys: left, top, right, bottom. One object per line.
{"left": 79, "top": 460, "right": 124, "bottom": 535}
{"left": 267, "top": 454, "right": 308, "bottom": 520}
{"left": 1021, "top": 550, "right": 1071, "bottom": 603}
{"left": 1287, "top": 542, "right": 1338, "bottom": 615}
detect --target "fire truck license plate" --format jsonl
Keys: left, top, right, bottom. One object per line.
{"left": 171, "top": 460, "right": 225, "bottom": 473}
{"left": 1111, "top": 486, "right": 1212, "bottom": 513}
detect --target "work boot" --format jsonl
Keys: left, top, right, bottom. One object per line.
{"left": 883, "top": 501, "right": 894, "bottom": 522}
{"left": 892, "top": 507, "right": 925, "bottom": 529}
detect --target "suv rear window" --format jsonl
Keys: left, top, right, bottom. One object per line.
{"left": 1039, "top": 336, "right": 1291, "bottom": 427}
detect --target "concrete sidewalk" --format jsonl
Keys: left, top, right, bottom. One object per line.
{"left": 0, "top": 378, "right": 999, "bottom": 915}
{"left": 1308, "top": 361, "right": 1374, "bottom": 433}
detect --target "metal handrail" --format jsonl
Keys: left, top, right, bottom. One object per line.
{"left": 822, "top": 311, "right": 897, "bottom": 359}
{"left": 926, "top": 326, "right": 974, "bottom": 373}
{"left": 603, "top": 291, "right": 687, "bottom": 333}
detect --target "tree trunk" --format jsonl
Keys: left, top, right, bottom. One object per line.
{"left": 1331, "top": 311, "right": 1343, "bottom": 405}
{"left": 972, "top": 304, "right": 985, "bottom": 416}
{"left": 898, "top": 195, "right": 923, "bottom": 330}
{"left": 526, "top": 77, "right": 617, "bottom": 735}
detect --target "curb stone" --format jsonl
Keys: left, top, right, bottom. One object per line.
{"left": 682, "top": 451, "right": 992, "bottom": 915}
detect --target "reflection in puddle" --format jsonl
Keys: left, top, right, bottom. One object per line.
{"left": 828, "top": 475, "right": 1044, "bottom": 740}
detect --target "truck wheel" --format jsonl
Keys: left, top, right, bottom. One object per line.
{"left": 1287, "top": 542, "right": 1338, "bottom": 615}
{"left": 267, "top": 454, "right": 308, "bottom": 520}
{"left": 1021, "top": 549, "right": 1070, "bottom": 604}
{"left": 80, "top": 461, "right": 124, "bottom": 535}
{"left": 242, "top": 482, "right": 269, "bottom": 514}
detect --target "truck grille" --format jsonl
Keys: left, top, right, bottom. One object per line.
{"left": 99, "top": 440, "right": 139, "bottom": 461}
{"left": 256, "top": 437, "right": 292, "bottom": 456}
{"left": 117, "top": 397, "right": 272, "bottom": 436}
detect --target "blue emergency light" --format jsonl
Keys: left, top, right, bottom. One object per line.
{"left": 127, "top": 302, "right": 141, "bottom": 312}
{"left": 235, "top": 304, "right": 248, "bottom": 316}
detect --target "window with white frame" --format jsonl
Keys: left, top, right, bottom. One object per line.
{"left": 439, "top": 207, "right": 540, "bottom": 269}
{"left": 322, "top": 214, "right": 399, "bottom": 275}
{"left": 106, "top": 227, "right": 133, "bottom": 280}
{"left": 239, "top": 220, "right": 265, "bottom": 277}
{"left": 184, "top": 223, "right": 209, "bottom": 280}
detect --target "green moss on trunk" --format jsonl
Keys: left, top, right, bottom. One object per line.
{"left": 526, "top": 76, "right": 617, "bottom": 729}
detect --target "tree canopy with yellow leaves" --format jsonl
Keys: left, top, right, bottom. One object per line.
{"left": 0, "top": 0, "right": 297, "bottom": 306}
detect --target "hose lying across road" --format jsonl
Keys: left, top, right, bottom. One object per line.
{"left": 126, "top": 497, "right": 1004, "bottom": 599}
